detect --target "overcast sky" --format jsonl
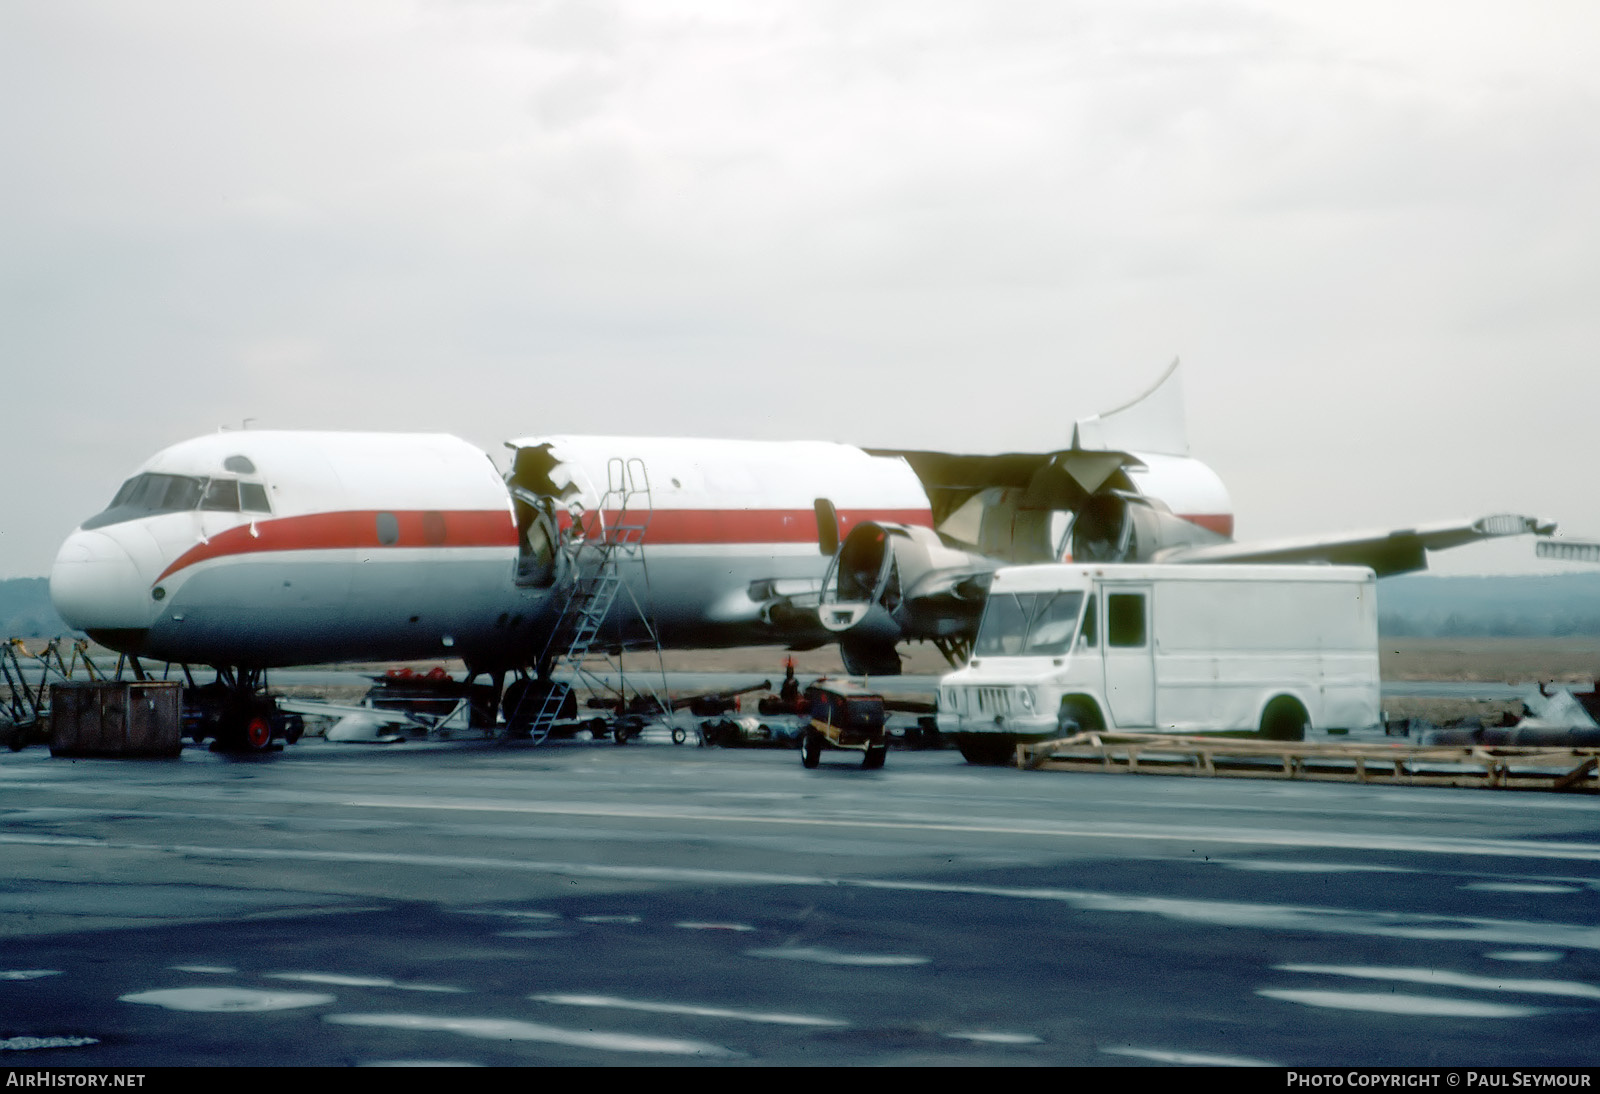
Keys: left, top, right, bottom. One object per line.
{"left": 4, "top": 1, "right": 1598, "bottom": 578}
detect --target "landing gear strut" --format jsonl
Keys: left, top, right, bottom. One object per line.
{"left": 187, "top": 667, "right": 294, "bottom": 753}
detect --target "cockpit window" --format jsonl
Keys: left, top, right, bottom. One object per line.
{"left": 201, "top": 479, "right": 240, "bottom": 512}
{"left": 239, "top": 483, "right": 270, "bottom": 513}
{"left": 82, "top": 473, "right": 271, "bottom": 529}
{"left": 109, "top": 477, "right": 142, "bottom": 508}
{"left": 224, "top": 455, "right": 256, "bottom": 474}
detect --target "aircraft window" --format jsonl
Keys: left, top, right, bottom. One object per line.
{"left": 422, "top": 511, "right": 447, "bottom": 546}
{"left": 109, "top": 477, "right": 140, "bottom": 508}
{"left": 201, "top": 479, "right": 241, "bottom": 512}
{"left": 160, "top": 476, "right": 202, "bottom": 511}
{"left": 82, "top": 473, "right": 206, "bottom": 530}
{"left": 974, "top": 591, "right": 1085, "bottom": 657}
{"left": 239, "top": 483, "right": 271, "bottom": 513}
{"left": 376, "top": 513, "right": 400, "bottom": 546}
{"left": 224, "top": 455, "right": 256, "bottom": 474}
{"left": 1108, "top": 593, "right": 1146, "bottom": 648}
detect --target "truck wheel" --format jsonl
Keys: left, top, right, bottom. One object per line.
{"left": 957, "top": 736, "right": 1012, "bottom": 765}
{"left": 862, "top": 744, "right": 886, "bottom": 769}
{"left": 800, "top": 729, "right": 822, "bottom": 769}
{"left": 1056, "top": 698, "right": 1104, "bottom": 738}
{"left": 1260, "top": 697, "right": 1309, "bottom": 742}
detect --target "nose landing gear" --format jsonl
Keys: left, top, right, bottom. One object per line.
{"left": 187, "top": 668, "right": 296, "bottom": 753}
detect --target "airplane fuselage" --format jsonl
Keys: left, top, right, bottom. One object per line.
{"left": 51, "top": 429, "right": 1235, "bottom": 674}
{"left": 51, "top": 431, "right": 1018, "bottom": 671}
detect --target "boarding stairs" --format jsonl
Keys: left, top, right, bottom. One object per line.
{"left": 515, "top": 458, "right": 674, "bottom": 744}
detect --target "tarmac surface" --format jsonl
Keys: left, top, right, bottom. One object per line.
{"left": 2, "top": 735, "right": 1598, "bottom": 1067}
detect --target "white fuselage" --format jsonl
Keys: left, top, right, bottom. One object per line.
{"left": 51, "top": 432, "right": 936, "bottom": 669}
{"left": 51, "top": 431, "right": 1235, "bottom": 673}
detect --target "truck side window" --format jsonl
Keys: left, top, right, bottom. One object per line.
{"left": 1107, "top": 593, "right": 1146, "bottom": 647}
{"left": 1080, "top": 596, "right": 1097, "bottom": 647}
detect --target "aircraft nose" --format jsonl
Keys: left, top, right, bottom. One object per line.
{"left": 50, "top": 530, "right": 154, "bottom": 631}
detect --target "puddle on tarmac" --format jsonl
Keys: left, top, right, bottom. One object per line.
{"left": 359, "top": 1060, "right": 482, "bottom": 1067}
{"left": 945, "top": 1031, "right": 1042, "bottom": 1045}
{"left": 1221, "top": 861, "right": 1409, "bottom": 874}
{"left": 497, "top": 929, "right": 574, "bottom": 940}
{"left": 169, "top": 965, "right": 235, "bottom": 974}
{"left": 0, "top": 1037, "right": 99, "bottom": 1052}
{"left": 1102, "top": 1046, "right": 1276, "bottom": 1066}
{"left": 578, "top": 915, "right": 641, "bottom": 924}
{"left": 121, "top": 987, "right": 335, "bottom": 1012}
{"left": 1463, "top": 882, "right": 1582, "bottom": 894}
{"left": 267, "top": 972, "right": 464, "bottom": 993}
{"left": 455, "top": 908, "right": 561, "bottom": 920}
{"left": 1487, "top": 951, "right": 1565, "bottom": 962}
{"left": 1275, "top": 963, "right": 1600, "bottom": 1000}
{"left": 532, "top": 992, "right": 845, "bottom": 1027}
{"left": 0, "top": 970, "right": 60, "bottom": 981}
{"left": 676, "top": 921, "right": 756, "bottom": 932}
{"left": 1045, "top": 891, "right": 1600, "bottom": 952}
{"left": 1259, "top": 989, "right": 1545, "bottom": 1017}
{"left": 745, "top": 946, "right": 929, "bottom": 967}
{"left": 324, "top": 1013, "right": 735, "bottom": 1056}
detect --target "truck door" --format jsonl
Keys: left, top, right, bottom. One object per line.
{"left": 1101, "top": 585, "right": 1154, "bottom": 728}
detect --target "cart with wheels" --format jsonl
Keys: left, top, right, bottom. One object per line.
{"left": 800, "top": 682, "right": 887, "bottom": 769}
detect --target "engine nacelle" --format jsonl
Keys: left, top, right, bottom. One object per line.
{"left": 818, "top": 522, "right": 994, "bottom": 673}
{"left": 1069, "top": 492, "right": 1229, "bottom": 564}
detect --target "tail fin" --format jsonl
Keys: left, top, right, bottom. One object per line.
{"left": 1071, "top": 358, "right": 1188, "bottom": 456}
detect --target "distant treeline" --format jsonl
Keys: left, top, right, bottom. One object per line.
{"left": 5, "top": 572, "right": 1600, "bottom": 641}
{"left": 1376, "top": 573, "right": 1600, "bottom": 637}
{"left": 0, "top": 577, "right": 75, "bottom": 639}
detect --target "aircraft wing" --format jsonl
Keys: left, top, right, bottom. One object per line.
{"left": 1537, "top": 539, "right": 1600, "bottom": 563}
{"left": 1159, "top": 514, "right": 1556, "bottom": 577}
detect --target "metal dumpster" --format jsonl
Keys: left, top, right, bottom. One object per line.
{"left": 49, "top": 681, "right": 183, "bottom": 758}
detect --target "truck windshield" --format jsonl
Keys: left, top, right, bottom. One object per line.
{"left": 974, "top": 591, "right": 1086, "bottom": 656}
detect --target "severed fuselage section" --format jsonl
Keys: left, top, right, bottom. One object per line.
{"left": 502, "top": 432, "right": 1236, "bottom": 675}
{"left": 804, "top": 445, "right": 1234, "bottom": 671}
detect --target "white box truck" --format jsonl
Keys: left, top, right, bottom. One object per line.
{"left": 937, "top": 563, "right": 1380, "bottom": 763}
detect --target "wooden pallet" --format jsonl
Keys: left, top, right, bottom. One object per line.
{"left": 1014, "top": 732, "right": 1600, "bottom": 792}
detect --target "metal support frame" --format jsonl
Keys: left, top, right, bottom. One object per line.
{"left": 511, "top": 457, "right": 674, "bottom": 744}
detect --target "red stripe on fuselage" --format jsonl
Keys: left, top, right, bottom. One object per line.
{"left": 152, "top": 507, "right": 937, "bottom": 584}
{"left": 155, "top": 510, "right": 520, "bottom": 584}
{"left": 558, "top": 508, "right": 934, "bottom": 544}
{"left": 1183, "top": 513, "right": 1234, "bottom": 537}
